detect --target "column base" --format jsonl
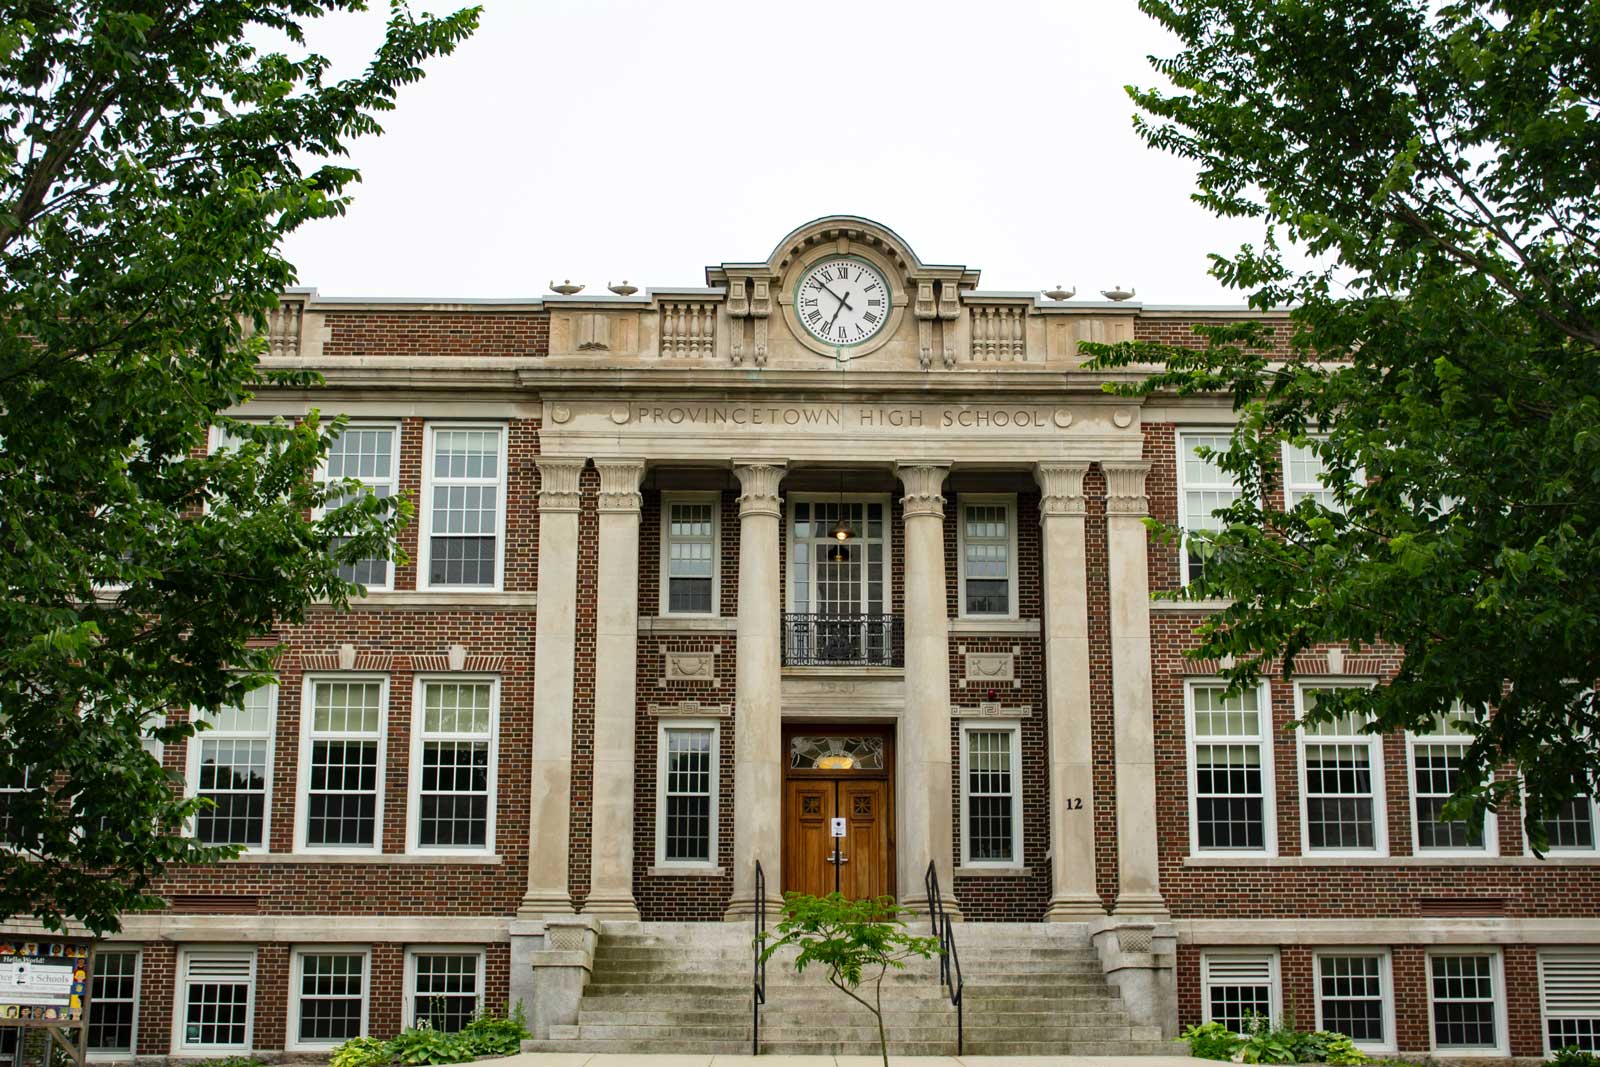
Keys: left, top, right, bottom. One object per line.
{"left": 899, "top": 892, "right": 964, "bottom": 923}
{"left": 1046, "top": 894, "right": 1108, "bottom": 920}
{"left": 723, "top": 892, "right": 785, "bottom": 923}
{"left": 518, "top": 891, "right": 576, "bottom": 918}
{"left": 581, "top": 897, "right": 641, "bottom": 923}
{"left": 1111, "top": 893, "right": 1170, "bottom": 919}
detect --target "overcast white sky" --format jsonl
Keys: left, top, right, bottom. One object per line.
{"left": 277, "top": 0, "right": 1267, "bottom": 304}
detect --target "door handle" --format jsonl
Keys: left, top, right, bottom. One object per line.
{"left": 830, "top": 853, "right": 849, "bottom": 863}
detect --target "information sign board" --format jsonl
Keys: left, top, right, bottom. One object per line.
{"left": 0, "top": 941, "right": 89, "bottom": 1024}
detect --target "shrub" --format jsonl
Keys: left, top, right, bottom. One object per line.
{"left": 329, "top": 1005, "right": 531, "bottom": 1067}
{"left": 388, "top": 1025, "right": 472, "bottom": 1066}
{"left": 1179, "top": 1020, "right": 1245, "bottom": 1060}
{"left": 1554, "top": 1049, "right": 1600, "bottom": 1067}
{"left": 458, "top": 1005, "right": 532, "bottom": 1057}
{"left": 1238, "top": 1014, "right": 1298, "bottom": 1064}
{"left": 330, "top": 1037, "right": 391, "bottom": 1067}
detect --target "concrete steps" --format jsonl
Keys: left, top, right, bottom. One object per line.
{"left": 524, "top": 921, "right": 1170, "bottom": 1057}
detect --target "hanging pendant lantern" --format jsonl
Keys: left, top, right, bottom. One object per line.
{"left": 829, "top": 472, "right": 856, "bottom": 543}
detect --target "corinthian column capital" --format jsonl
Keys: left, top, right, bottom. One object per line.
{"left": 733, "top": 460, "right": 786, "bottom": 518}
{"left": 595, "top": 458, "right": 646, "bottom": 513}
{"left": 1034, "top": 462, "right": 1090, "bottom": 518}
{"left": 535, "top": 457, "right": 586, "bottom": 513}
{"left": 895, "top": 462, "right": 951, "bottom": 519}
{"left": 1102, "top": 461, "right": 1152, "bottom": 516}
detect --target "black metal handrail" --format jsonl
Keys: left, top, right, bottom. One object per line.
{"left": 752, "top": 859, "right": 767, "bottom": 1055}
{"left": 925, "top": 861, "right": 964, "bottom": 1056}
{"left": 782, "top": 612, "right": 904, "bottom": 667}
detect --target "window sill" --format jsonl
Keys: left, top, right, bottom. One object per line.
{"left": 1150, "top": 598, "right": 1234, "bottom": 612}
{"left": 954, "top": 866, "right": 1032, "bottom": 877}
{"left": 639, "top": 615, "right": 738, "bottom": 633}
{"left": 230, "top": 852, "right": 504, "bottom": 865}
{"left": 948, "top": 618, "right": 1039, "bottom": 634}
{"left": 1185, "top": 854, "right": 1597, "bottom": 867}
{"left": 328, "top": 590, "right": 538, "bottom": 610}
{"left": 782, "top": 665, "right": 903, "bottom": 678}
{"left": 647, "top": 865, "right": 726, "bottom": 877}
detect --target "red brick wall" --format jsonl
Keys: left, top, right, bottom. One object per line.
{"left": 1133, "top": 314, "right": 1292, "bottom": 359}
{"left": 321, "top": 310, "right": 549, "bottom": 358}
{"left": 567, "top": 465, "right": 599, "bottom": 907}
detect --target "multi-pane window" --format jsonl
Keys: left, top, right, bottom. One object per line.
{"left": 292, "top": 952, "right": 366, "bottom": 1047}
{"left": 658, "top": 724, "right": 717, "bottom": 865}
{"left": 88, "top": 950, "right": 140, "bottom": 1055}
{"left": 425, "top": 427, "right": 504, "bottom": 588}
{"left": 409, "top": 951, "right": 483, "bottom": 1032}
{"left": 1429, "top": 953, "right": 1503, "bottom": 1052}
{"left": 413, "top": 680, "right": 495, "bottom": 851}
{"left": 663, "top": 496, "right": 717, "bottom": 614}
{"left": 1410, "top": 707, "right": 1491, "bottom": 853}
{"left": 0, "top": 765, "right": 31, "bottom": 847}
{"left": 1284, "top": 440, "right": 1342, "bottom": 511}
{"left": 1299, "top": 688, "right": 1384, "bottom": 854}
{"left": 1202, "top": 952, "right": 1278, "bottom": 1033}
{"left": 960, "top": 498, "right": 1014, "bottom": 617}
{"left": 1541, "top": 953, "right": 1600, "bottom": 1053}
{"left": 1545, "top": 794, "right": 1599, "bottom": 852}
{"left": 178, "top": 951, "right": 254, "bottom": 1050}
{"left": 961, "top": 724, "right": 1020, "bottom": 865}
{"left": 1189, "top": 684, "right": 1272, "bottom": 853}
{"left": 1316, "top": 954, "right": 1391, "bottom": 1049}
{"left": 191, "top": 685, "right": 274, "bottom": 849}
{"left": 322, "top": 426, "right": 397, "bottom": 588}
{"left": 302, "top": 679, "right": 384, "bottom": 850}
{"left": 787, "top": 498, "right": 891, "bottom": 666}
{"left": 1178, "top": 432, "right": 1242, "bottom": 586}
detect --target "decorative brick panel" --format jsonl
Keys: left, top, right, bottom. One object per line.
{"left": 322, "top": 310, "right": 549, "bottom": 358}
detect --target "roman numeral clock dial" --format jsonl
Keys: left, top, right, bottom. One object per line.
{"left": 794, "top": 257, "right": 890, "bottom": 348}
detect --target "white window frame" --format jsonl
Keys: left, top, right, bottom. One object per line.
{"left": 1426, "top": 948, "right": 1509, "bottom": 1056}
{"left": 1176, "top": 429, "right": 1243, "bottom": 588}
{"left": 1540, "top": 950, "right": 1600, "bottom": 1055}
{"left": 1201, "top": 949, "right": 1281, "bottom": 1032}
{"left": 286, "top": 946, "right": 369, "bottom": 1051}
{"left": 659, "top": 491, "right": 721, "bottom": 616}
{"left": 1282, "top": 437, "right": 1364, "bottom": 513}
{"left": 403, "top": 946, "right": 486, "bottom": 1032}
{"left": 186, "top": 684, "right": 277, "bottom": 854}
{"left": 87, "top": 946, "right": 142, "bottom": 1060}
{"left": 1407, "top": 707, "right": 1497, "bottom": 857}
{"left": 1186, "top": 680, "right": 1277, "bottom": 857}
{"left": 1295, "top": 682, "right": 1388, "bottom": 857}
{"left": 957, "top": 494, "right": 1019, "bottom": 620}
{"left": 407, "top": 675, "right": 500, "bottom": 855}
{"left": 654, "top": 719, "right": 721, "bottom": 869}
{"left": 958, "top": 720, "right": 1024, "bottom": 869}
{"left": 784, "top": 492, "right": 895, "bottom": 615}
{"left": 1312, "top": 948, "right": 1396, "bottom": 1053}
{"left": 317, "top": 421, "right": 400, "bottom": 592}
{"left": 1532, "top": 791, "right": 1600, "bottom": 856}
{"left": 172, "top": 947, "right": 256, "bottom": 1054}
{"left": 295, "top": 674, "right": 389, "bottom": 854}
{"left": 419, "top": 422, "right": 508, "bottom": 592}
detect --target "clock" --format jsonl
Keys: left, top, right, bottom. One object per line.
{"left": 793, "top": 257, "right": 891, "bottom": 347}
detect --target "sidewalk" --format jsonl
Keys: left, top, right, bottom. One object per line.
{"left": 491, "top": 1055, "right": 1198, "bottom": 1067}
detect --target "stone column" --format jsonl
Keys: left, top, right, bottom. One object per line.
{"left": 584, "top": 459, "right": 647, "bottom": 921}
{"left": 895, "top": 462, "right": 961, "bottom": 918}
{"left": 725, "top": 460, "right": 787, "bottom": 921}
{"left": 1104, "top": 461, "right": 1167, "bottom": 916}
{"left": 520, "top": 457, "right": 587, "bottom": 917}
{"left": 1035, "top": 462, "right": 1104, "bottom": 918}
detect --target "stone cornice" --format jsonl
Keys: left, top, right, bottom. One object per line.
{"left": 1034, "top": 461, "right": 1090, "bottom": 517}
{"left": 1102, "top": 461, "right": 1152, "bottom": 516}
{"left": 536, "top": 456, "right": 586, "bottom": 512}
{"left": 895, "top": 462, "right": 951, "bottom": 519}
{"left": 733, "top": 461, "right": 786, "bottom": 518}
{"left": 594, "top": 458, "right": 646, "bottom": 513}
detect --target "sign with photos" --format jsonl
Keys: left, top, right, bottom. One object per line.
{"left": 0, "top": 939, "right": 91, "bottom": 1024}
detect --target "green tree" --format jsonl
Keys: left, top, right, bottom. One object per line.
{"left": 1083, "top": 0, "right": 1599, "bottom": 845}
{"left": 759, "top": 892, "right": 942, "bottom": 1067}
{"left": 0, "top": 0, "right": 478, "bottom": 933}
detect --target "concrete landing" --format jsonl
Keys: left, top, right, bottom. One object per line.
{"left": 492, "top": 1055, "right": 1196, "bottom": 1066}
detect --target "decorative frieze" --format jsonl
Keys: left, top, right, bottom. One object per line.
{"left": 895, "top": 463, "right": 950, "bottom": 519}
{"left": 646, "top": 700, "right": 733, "bottom": 719}
{"left": 1034, "top": 461, "right": 1089, "bottom": 517}
{"left": 662, "top": 650, "right": 718, "bottom": 685}
{"left": 1103, "top": 461, "right": 1151, "bottom": 516}
{"left": 953, "top": 702, "right": 1033, "bottom": 719}
{"left": 299, "top": 646, "right": 393, "bottom": 672}
{"left": 733, "top": 461, "right": 785, "bottom": 519}
{"left": 536, "top": 457, "right": 586, "bottom": 513}
{"left": 659, "top": 301, "right": 717, "bottom": 358}
{"left": 962, "top": 651, "right": 1016, "bottom": 686}
{"left": 595, "top": 459, "right": 646, "bottom": 513}
{"left": 412, "top": 646, "right": 507, "bottom": 673}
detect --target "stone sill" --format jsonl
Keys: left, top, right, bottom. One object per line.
{"left": 1185, "top": 855, "right": 1600, "bottom": 867}
{"left": 1149, "top": 598, "right": 1233, "bottom": 613}
{"left": 229, "top": 853, "right": 505, "bottom": 865}
{"left": 646, "top": 866, "right": 727, "bottom": 877}
{"left": 320, "top": 591, "right": 539, "bottom": 611}
{"left": 781, "top": 666, "right": 904, "bottom": 678}
{"left": 954, "top": 866, "right": 1033, "bottom": 877}
{"left": 949, "top": 618, "right": 1040, "bottom": 634}
{"left": 639, "top": 615, "right": 738, "bottom": 633}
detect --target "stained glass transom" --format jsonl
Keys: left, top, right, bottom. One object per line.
{"left": 789, "top": 735, "right": 884, "bottom": 770}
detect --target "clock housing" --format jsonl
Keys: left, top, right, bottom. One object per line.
{"left": 790, "top": 254, "right": 894, "bottom": 352}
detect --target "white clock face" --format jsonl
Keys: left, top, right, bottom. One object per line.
{"left": 794, "top": 258, "right": 891, "bottom": 347}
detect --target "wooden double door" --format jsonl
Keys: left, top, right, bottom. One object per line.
{"left": 782, "top": 727, "right": 895, "bottom": 900}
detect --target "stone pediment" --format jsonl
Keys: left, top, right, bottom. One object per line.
{"left": 541, "top": 214, "right": 1135, "bottom": 370}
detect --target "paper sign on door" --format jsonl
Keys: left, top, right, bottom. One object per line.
{"left": 830, "top": 817, "right": 847, "bottom": 838}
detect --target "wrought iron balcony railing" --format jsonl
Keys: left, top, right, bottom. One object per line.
{"left": 782, "top": 612, "right": 903, "bottom": 668}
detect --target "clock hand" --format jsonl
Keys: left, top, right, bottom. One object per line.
{"left": 825, "top": 291, "right": 853, "bottom": 333}
{"left": 817, "top": 281, "right": 854, "bottom": 312}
